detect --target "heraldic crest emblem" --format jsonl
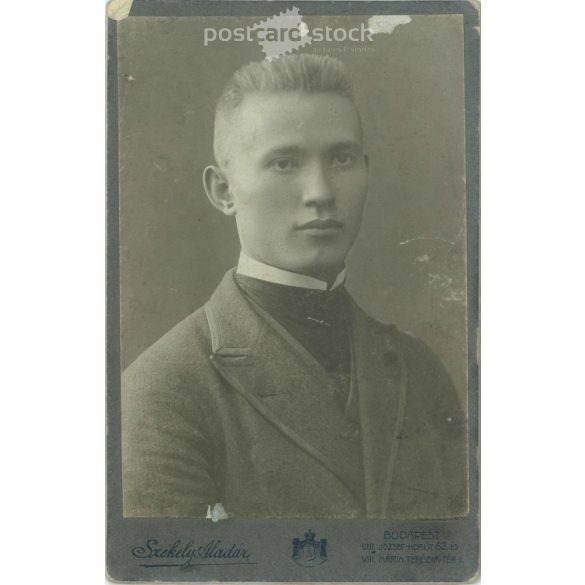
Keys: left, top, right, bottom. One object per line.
{"left": 291, "top": 529, "right": 328, "bottom": 567}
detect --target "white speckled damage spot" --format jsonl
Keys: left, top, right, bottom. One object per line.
{"left": 414, "top": 254, "right": 430, "bottom": 264}
{"left": 206, "top": 502, "right": 229, "bottom": 522}
{"left": 367, "top": 15, "right": 412, "bottom": 36}
{"left": 428, "top": 273, "right": 453, "bottom": 288}
{"left": 441, "top": 290, "right": 466, "bottom": 303}
{"left": 426, "top": 274, "right": 466, "bottom": 305}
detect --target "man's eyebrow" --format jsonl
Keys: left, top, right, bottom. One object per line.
{"left": 261, "top": 145, "right": 304, "bottom": 160}
{"left": 327, "top": 140, "right": 363, "bottom": 152}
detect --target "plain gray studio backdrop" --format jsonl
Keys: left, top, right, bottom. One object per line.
{"left": 117, "top": 14, "right": 468, "bottom": 403}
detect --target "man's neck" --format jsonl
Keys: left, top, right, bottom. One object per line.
{"left": 237, "top": 252, "right": 346, "bottom": 291}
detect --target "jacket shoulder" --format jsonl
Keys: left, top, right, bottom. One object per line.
{"left": 123, "top": 306, "right": 212, "bottom": 384}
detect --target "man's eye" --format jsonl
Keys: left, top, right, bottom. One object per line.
{"left": 331, "top": 152, "right": 356, "bottom": 167}
{"left": 270, "top": 158, "right": 297, "bottom": 172}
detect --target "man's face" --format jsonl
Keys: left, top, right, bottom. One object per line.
{"left": 223, "top": 91, "right": 368, "bottom": 281}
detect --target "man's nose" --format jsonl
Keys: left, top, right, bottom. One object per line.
{"left": 301, "top": 162, "right": 335, "bottom": 207}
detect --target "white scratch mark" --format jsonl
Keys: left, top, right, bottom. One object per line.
{"left": 367, "top": 15, "right": 412, "bottom": 36}
{"left": 448, "top": 220, "right": 466, "bottom": 252}
{"left": 400, "top": 236, "right": 455, "bottom": 247}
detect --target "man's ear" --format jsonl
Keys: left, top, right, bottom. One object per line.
{"left": 202, "top": 165, "right": 236, "bottom": 216}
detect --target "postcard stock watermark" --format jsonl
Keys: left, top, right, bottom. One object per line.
{"left": 203, "top": 7, "right": 412, "bottom": 60}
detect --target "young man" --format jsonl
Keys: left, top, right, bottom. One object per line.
{"left": 121, "top": 54, "right": 467, "bottom": 519}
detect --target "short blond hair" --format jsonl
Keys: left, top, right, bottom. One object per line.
{"left": 213, "top": 54, "right": 357, "bottom": 167}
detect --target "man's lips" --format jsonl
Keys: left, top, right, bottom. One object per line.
{"left": 296, "top": 219, "right": 344, "bottom": 231}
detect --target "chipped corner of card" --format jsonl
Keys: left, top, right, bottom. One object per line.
{"left": 107, "top": 0, "right": 134, "bottom": 22}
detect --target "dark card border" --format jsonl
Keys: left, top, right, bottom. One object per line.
{"left": 107, "top": 1, "right": 480, "bottom": 581}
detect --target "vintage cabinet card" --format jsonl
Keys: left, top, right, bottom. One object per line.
{"left": 107, "top": 0, "right": 480, "bottom": 581}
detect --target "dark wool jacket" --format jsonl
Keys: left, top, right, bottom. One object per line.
{"left": 121, "top": 269, "right": 468, "bottom": 519}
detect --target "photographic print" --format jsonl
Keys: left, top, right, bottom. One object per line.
{"left": 107, "top": 0, "right": 479, "bottom": 581}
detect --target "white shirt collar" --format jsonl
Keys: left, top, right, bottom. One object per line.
{"left": 237, "top": 252, "right": 346, "bottom": 291}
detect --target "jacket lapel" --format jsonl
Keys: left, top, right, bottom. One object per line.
{"left": 349, "top": 303, "right": 408, "bottom": 518}
{"left": 204, "top": 269, "right": 365, "bottom": 502}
